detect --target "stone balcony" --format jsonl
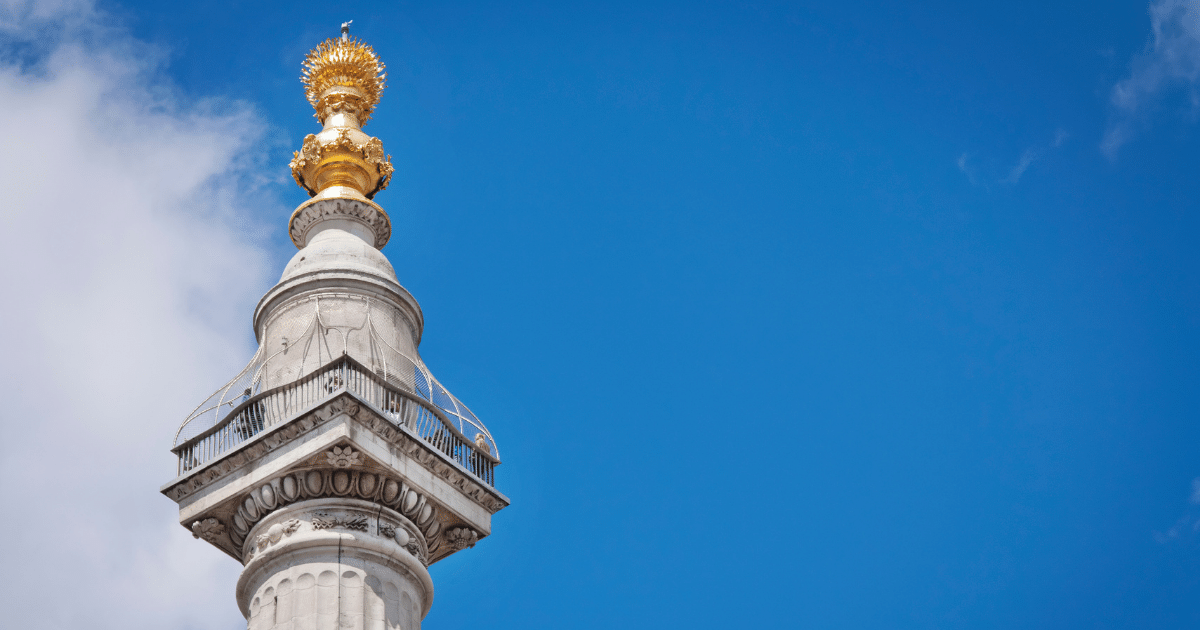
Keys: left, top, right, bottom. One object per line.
{"left": 161, "top": 356, "right": 509, "bottom": 565}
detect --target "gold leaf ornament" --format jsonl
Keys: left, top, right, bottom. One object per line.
{"left": 302, "top": 37, "right": 387, "bottom": 125}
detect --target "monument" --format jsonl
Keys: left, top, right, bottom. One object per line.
{"left": 161, "top": 25, "right": 509, "bottom": 630}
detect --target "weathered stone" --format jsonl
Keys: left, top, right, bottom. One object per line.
{"left": 162, "top": 30, "right": 509, "bottom": 630}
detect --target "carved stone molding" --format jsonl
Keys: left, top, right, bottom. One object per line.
{"left": 444, "top": 527, "right": 478, "bottom": 550}
{"left": 244, "top": 503, "right": 431, "bottom": 567}
{"left": 326, "top": 445, "right": 361, "bottom": 468}
{"left": 288, "top": 196, "right": 391, "bottom": 249}
{"left": 351, "top": 405, "right": 509, "bottom": 515}
{"left": 191, "top": 518, "right": 226, "bottom": 543}
{"left": 253, "top": 519, "right": 301, "bottom": 554}
{"left": 312, "top": 512, "right": 369, "bottom": 531}
{"left": 402, "top": 532, "right": 428, "bottom": 563}
{"left": 227, "top": 466, "right": 445, "bottom": 559}
{"left": 163, "top": 394, "right": 508, "bottom": 518}
{"left": 377, "top": 519, "right": 428, "bottom": 565}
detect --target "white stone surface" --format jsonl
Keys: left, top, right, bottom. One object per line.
{"left": 250, "top": 215, "right": 426, "bottom": 393}
{"left": 166, "top": 396, "right": 505, "bottom": 569}
{"left": 165, "top": 98, "right": 507, "bottom": 627}
{"left": 281, "top": 224, "right": 395, "bottom": 283}
{"left": 239, "top": 498, "right": 433, "bottom": 630}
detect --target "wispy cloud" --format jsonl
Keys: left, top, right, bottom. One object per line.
{"left": 0, "top": 1, "right": 282, "bottom": 628}
{"left": 956, "top": 152, "right": 980, "bottom": 186}
{"left": 1103, "top": 0, "right": 1200, "bottom": 158}
{"left": 958, "top": 128, "right": 1069, "bottom": 187}
{"left": 1154, "top": 478, "right": 1200, "bottom": 543}
{"left": 1004, "top": 148, "right": 1038, "bottom": 184}
{"left": 1052, "top": 128, "right": 1069, "bottom": 148}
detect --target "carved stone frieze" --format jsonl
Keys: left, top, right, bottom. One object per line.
{"left": 253, "top": 519, "right": 302, "bottom": 555}
{"left": 315, "top": 396, "right": 359, "bottom": 421}
{"left": 377, "top": 519, "right": 428, "bottom": 565}
{"left": 311, "top": 512, "right": 369, "bottom": 531}
{"left": 226, "top": 465, "right": 445, "bottom": 556}
{"left": 406, "top": 536, "right": 428, "bottom": 565}
{"left": 288, "top": 197, "right": 391, "bottom": 248}
{"left": 243, "top": 503, "right": 432, "bottom": 567}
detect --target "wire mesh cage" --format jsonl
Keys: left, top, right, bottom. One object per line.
{"left": 173, "top": 294, "right": 500, "bottom": 462}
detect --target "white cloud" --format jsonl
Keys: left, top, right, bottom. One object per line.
{"left": 1004, "top": 148, "right": 1038, "bottom": 184}
{"left": 1154, "top": 478, "right": 1200, "bottom": 543}
{"left": 1052, "top": 128, "right": 1069, "bottom": 148}
{"left": 0, "top": 2, "right": 281, "bottom": 628}
{"left": 958, "top": 129, "right": 1069, "bottom": 187}
{"left": 956, "top": 152, "right": 980, "bottom": 186}
{"left": 1103, "top": 0, "right": 1200, "bottom": 157}
{"left": 1005, "top": 129, "right": 1071, "bottom": 184}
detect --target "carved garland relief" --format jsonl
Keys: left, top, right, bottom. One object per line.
{"left": 253, "top": 519, "right": 302, "bottom": 553}
{"left": 244, "top": 508, "right": 431, "bottom": 566}
{"left": 289, "top": 130, "right": 394, "bottom": 196}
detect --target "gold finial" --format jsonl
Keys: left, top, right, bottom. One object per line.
{"left": 301, "top": 30, "right": 386, "bottom": 125}
{"left": 290, "top": 26, "right": 394, "bottom": 203}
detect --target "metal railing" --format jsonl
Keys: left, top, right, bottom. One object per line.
{"left": 172, "top": 356, "right": 499, "bottom": 487}
{"left": 173, "top": 295, "right": 500, "bottom": 462}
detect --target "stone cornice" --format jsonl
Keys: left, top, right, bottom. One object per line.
{"left": 288, "top": 196, "right": 391, "bottom": 249}
{"left": 234, "top": 477, "right": 438, "bottom": 564}
{"left": 161, "top": 394, "right": 509, "bottom": 516}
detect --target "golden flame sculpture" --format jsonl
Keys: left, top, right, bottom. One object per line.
{"left": 302, "top": 36, "right": 387, "bottom": 125}
{"left": 289, "top": 32, "right": 394, "bottom": 204}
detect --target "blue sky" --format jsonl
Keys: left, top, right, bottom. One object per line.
{"left": 3, "top": 1, "right": 1200, "bottom": 628}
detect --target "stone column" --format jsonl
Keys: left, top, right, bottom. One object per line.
{"left": 237, "top": 498, "right": 434, "bottom": 630}
{"left": 164, "top": 31, "right": 509, "bottom": 630}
